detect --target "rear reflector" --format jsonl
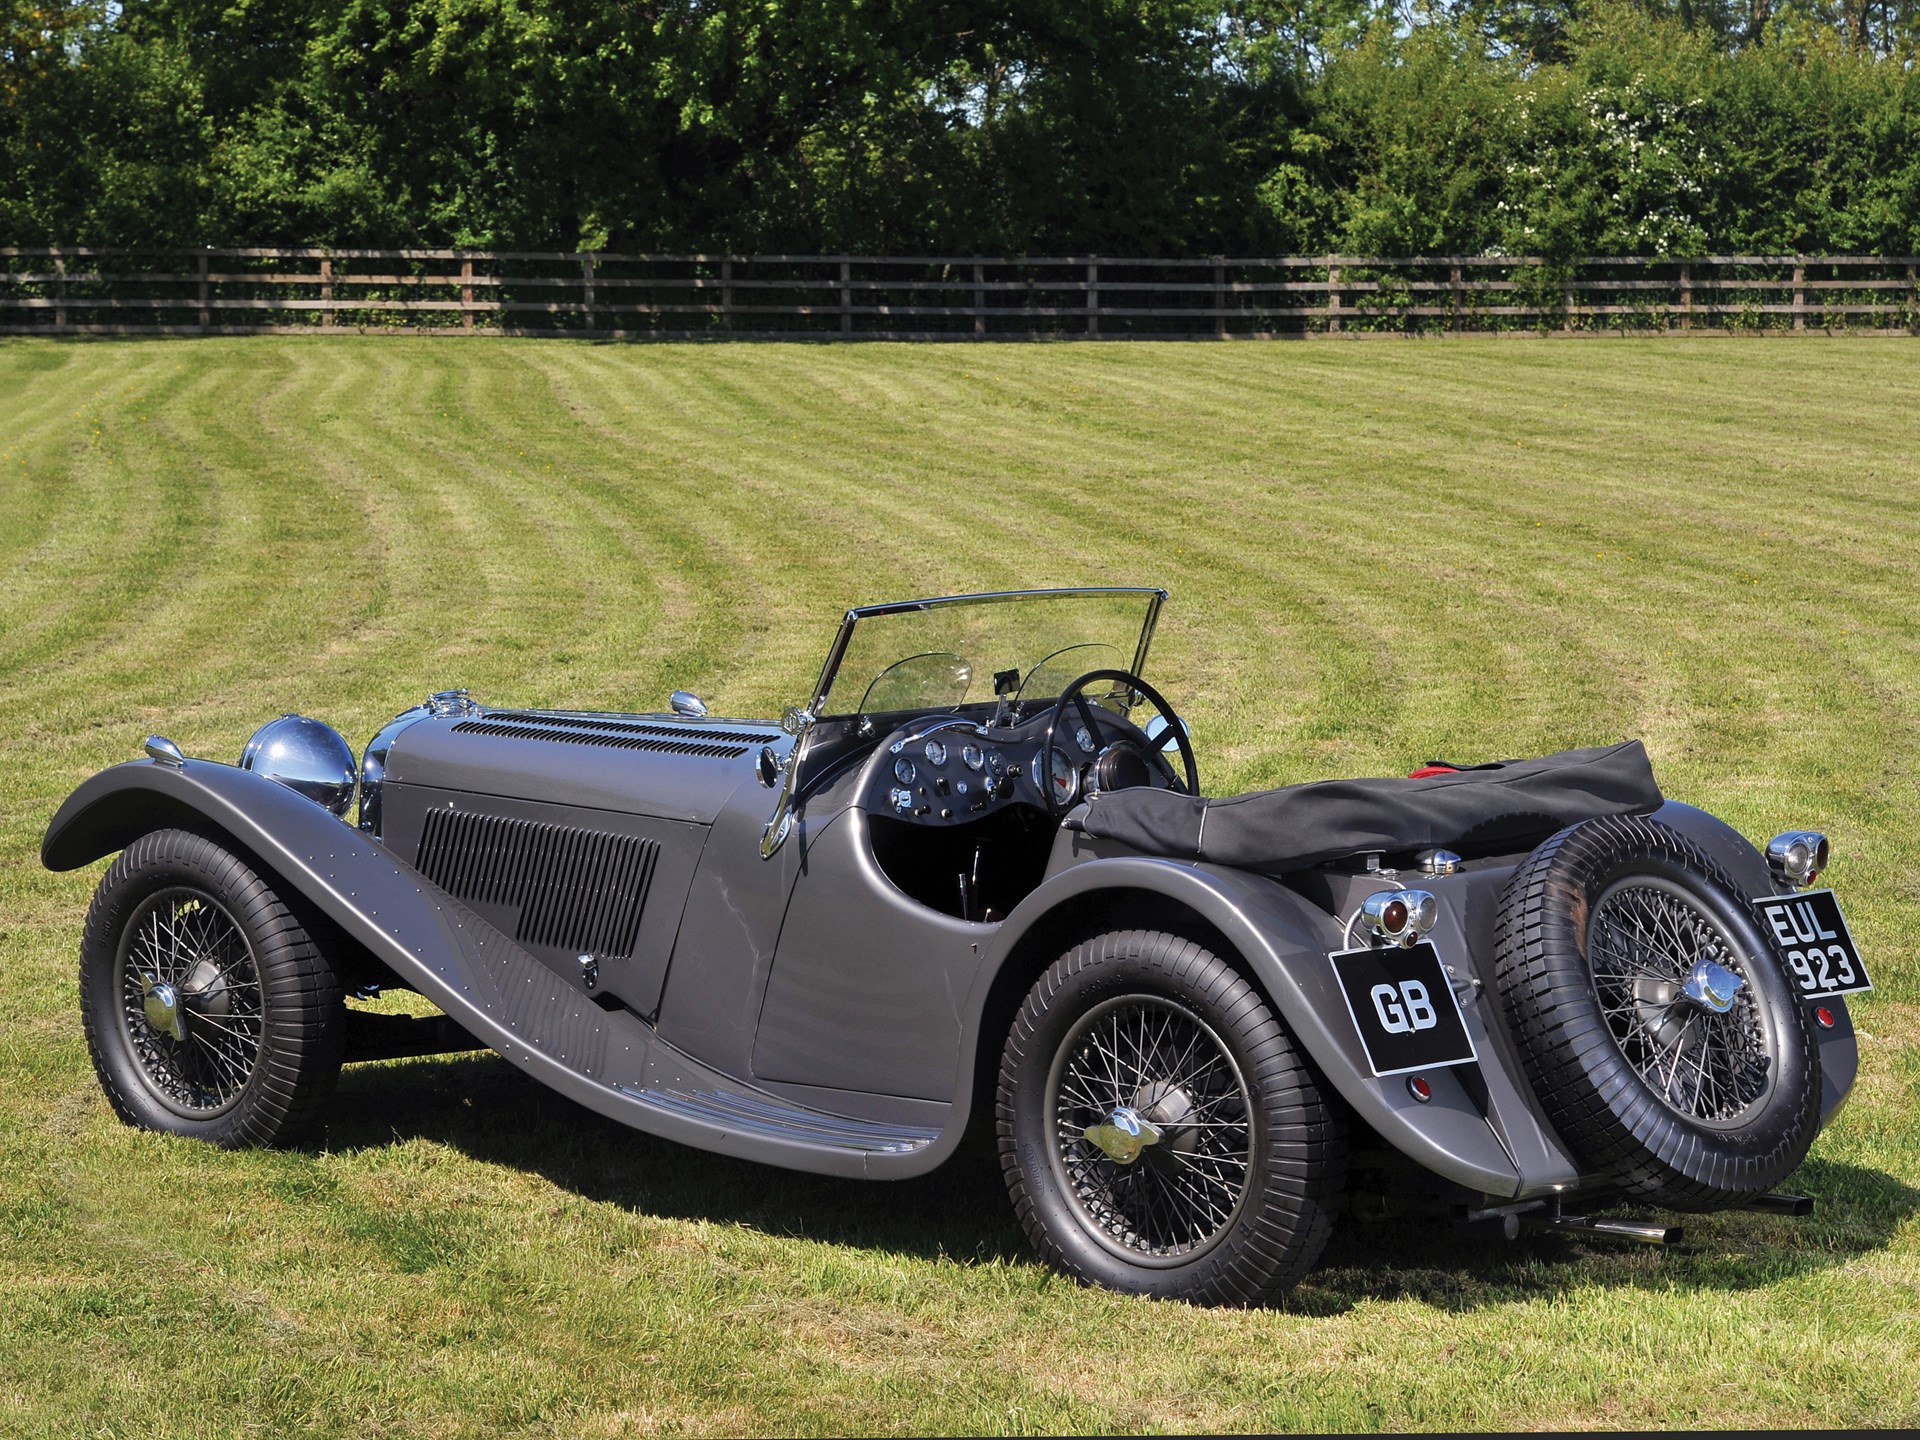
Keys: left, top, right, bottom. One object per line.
{"left": 1815, "top": 1006, "right": 1836, "bottom": 1030}
{"left": 1407, "top": 1076, "right": 1433, "bottom": 1103}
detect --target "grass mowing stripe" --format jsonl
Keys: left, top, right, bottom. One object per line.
{"left": 1, "top": 335, "right": 1916, "bottom": 1436}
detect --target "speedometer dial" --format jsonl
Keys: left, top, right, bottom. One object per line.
{"left": 1038, "top": 747, "right": 1078, "bottom": 807}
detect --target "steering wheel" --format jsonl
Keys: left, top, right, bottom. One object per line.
{"left": 1041, "top": 668, "right": 1200, "bottom": 817}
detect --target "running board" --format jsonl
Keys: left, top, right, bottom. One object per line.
{"left": 617, "top": 1086, "right": 939, "bottom": 1156}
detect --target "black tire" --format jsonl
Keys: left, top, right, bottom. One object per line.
{"left": 1493, "top": 815, "right": 1821, "bottom": 1210}
{"left": 997, "top": 929, "right": 1346, "bottom": 1305}
{"left": 79, "top": 828, "right": 345, "bottom": 1147}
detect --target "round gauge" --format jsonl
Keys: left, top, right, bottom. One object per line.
{"left": 893, "top": 757, "right": 918, "bottom": 786}
{"left": 1047, "top": 747, "right": 1079, "bottom": 807}
{"left": 961, "top": 744, "right": 984, "bottom": 771}
{"left": 924, "top": 739, "right": 948, "bottom": 766}
{"left": 1074, "top": 725, "right": 1097, "bottom": 755}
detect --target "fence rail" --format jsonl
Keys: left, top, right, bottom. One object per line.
{"left": 4, "top": 249, "right": 1918, "bottom": 338}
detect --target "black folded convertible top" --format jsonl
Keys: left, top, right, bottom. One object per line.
{"left": 1077, "top": 740, "right": 1663, "bottom": 873}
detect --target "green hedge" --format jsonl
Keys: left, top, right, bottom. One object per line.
{"left": 4, "top": 2, "right": 1918, "bottom": 257}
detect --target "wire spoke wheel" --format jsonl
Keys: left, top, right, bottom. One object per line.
{"left": 1044, "top": 994, "right": 1253, "bottom": 1265}
{"left": 1588, "top": 876, "right": 1776, "bottom": 1128}
{"left": 115, "top": 885, "right": 265, "bottom": 1118}
{"left": 1002, "top": 930, "right": 1344, "bottom": 1302}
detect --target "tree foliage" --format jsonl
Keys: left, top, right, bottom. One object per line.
{"left": 4, "top": 0, "right": 1919, "bottom": 253}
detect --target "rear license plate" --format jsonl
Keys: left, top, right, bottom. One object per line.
{"left": 1328, "top": 941, "right": 1478, "bottom": 1078}
{"left": 1753, "top": 889, "right": 1872, "bottom": 999}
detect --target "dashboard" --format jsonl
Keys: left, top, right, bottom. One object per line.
{"left": 865, "top": 713, "right": 1122, "bottom": 825}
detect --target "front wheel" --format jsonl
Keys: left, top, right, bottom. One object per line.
{"left": 79, "top": 828, "right": 345, "bottom": 1147}
{"left": 997, "top": 930, "right": 1345, "bottom": 1305}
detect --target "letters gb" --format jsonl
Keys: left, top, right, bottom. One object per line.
{"left": 1371, "top": 979, "right": 1438, "bottom": 1035}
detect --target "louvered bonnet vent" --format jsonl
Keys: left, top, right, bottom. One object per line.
{"left": 451, "top": 711, "right": 779, "bottom": 760}
{"left": 416, "top": 809, "right": 659, "bottom": 961}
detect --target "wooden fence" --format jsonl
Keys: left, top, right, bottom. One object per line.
{"left": 4, "top": 249, "right": 1919, "bottom": 338}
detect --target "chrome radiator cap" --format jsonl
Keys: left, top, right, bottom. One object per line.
{"left": 239, "top": 714, "right": 358, "bottom": 818}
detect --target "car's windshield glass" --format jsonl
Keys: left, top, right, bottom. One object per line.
{"left": 821, "top": 589, "right": 1162, "bottom": 721}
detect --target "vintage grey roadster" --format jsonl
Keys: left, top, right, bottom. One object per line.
{"left": 43, "top": 587, "right": 1867, "bottom": 1305}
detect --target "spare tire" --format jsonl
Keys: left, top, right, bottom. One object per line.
{"left": 1493, "top": 814, "right": 1820, "bottom": 1210}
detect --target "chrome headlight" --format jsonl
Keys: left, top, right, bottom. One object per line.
{"left": 239, "top": 714, "right": 358, "bottom": 818}
{"left": 1766, "top": 830, "right": 1830, "bottom": 890}
{"left": 1361, "top": 888, "right": 1439, "bottom": 948}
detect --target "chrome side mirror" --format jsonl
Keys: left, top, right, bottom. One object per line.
{"left": 761, "top": 707, "right": 816, "bottom": 858}
{"left": 1142, "top": 713, "right": 1191, "bottom": 754}
{"left": 670, "top": 690, "right": 708, "bottom": 718}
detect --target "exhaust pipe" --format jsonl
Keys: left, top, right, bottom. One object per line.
{"left": 1734, "top": 1192, "right": 1815, "bottom": 1217}
{"left": 1518, "top": 1210, "right": 1684, "bottom": 1246}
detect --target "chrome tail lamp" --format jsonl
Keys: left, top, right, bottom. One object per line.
{"left": 1361, "top": 888, "right": 1439, "bottom": 948}
{"left": 1766, "top": 831, "right": 1831, "bottom": 890}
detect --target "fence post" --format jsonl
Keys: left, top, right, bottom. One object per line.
{"left": 1086, "top": 257, "right": 1099, "bottom": 337}
{"left": 581, "top": 253, "right": 596, "bottom": 332}
{"left": 721, "top": 258, "right": 733, "bottom": 333}
{"left": 1213, "top": 256, "right": 1226, "bottom": 339}
{"left": 460, "top": 257, "right": 474, "bottom": 330}
{"left": 840, "top": 258, "right": 852, "bottom": 336}
{"left": 1563, "top": 268, "right": 1575, "bottom": 334}
{"left": 973, "top": 261, "right": 985, "bottom": 337}
{"left": 53, "top": 253, "right": 68, "bottom": 331}
{"left": 198, "top": 250, "right": 212, "bottom": 330}
{"left": 1679, "top": 262, "right": 1692, "bottom": 331}
{"left": 1450, "top": 259, "right": 1464, "bottom": 332}
{"left": 1793, "top": 259, "right": 1805, "bottom": 331}
{"left": 1327, "top": 259, "right": 1341, "bottom": 333}
{"left": 1910, "top": 262, "right": 1918, "bottom": 335}
{"left": 317, "top": 254, "right": 332, "bottom": 329}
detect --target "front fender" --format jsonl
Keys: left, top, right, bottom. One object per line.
{"left": 42, "top": 758, "right": 621, "bottom": 1080}
{"left": 42, "top": 757, "right": 934, "bottom": 1177}
{"left": 974, "top": 850, "right": 1527, "bottom": 1199}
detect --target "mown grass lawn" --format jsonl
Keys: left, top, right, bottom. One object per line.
{"left": 2, "top": 335, "right": 1917, "bottom": 1436}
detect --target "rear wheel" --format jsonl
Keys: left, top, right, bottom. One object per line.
{"left": 998, "top": 930, "right": 1345, "bottom": 1305}
{"left": 79, "top": 828, "right": 345, "bottom": 1147}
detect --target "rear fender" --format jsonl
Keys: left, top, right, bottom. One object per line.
{"left": 973, "top": 851, "right": 1527, "bottom": 1199}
